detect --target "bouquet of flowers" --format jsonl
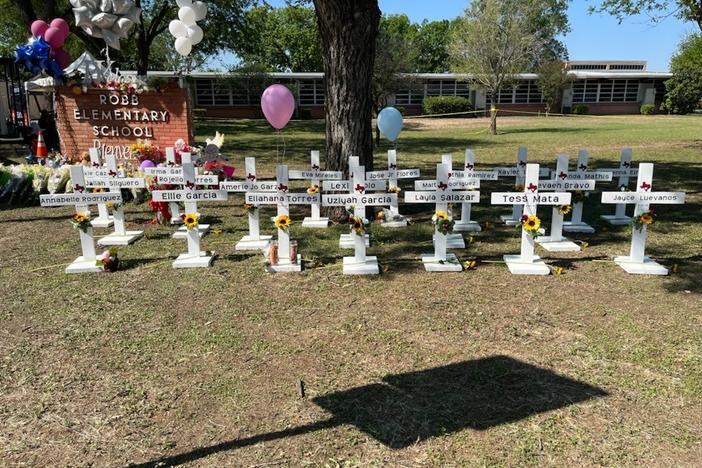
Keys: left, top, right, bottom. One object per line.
{"left": 432, "top": 210, "right": 454, "bottom": 235}
{"left": 70, "top": 212, "right": 91, "bottom": 232}
{"left": 96, "top": 248, "right": 119, "bottom": 272}
{"left": 632, "top": 209, "right": 655, "bottom": 231}
{"left": 350, "top": 214, "right": 369, "bottom": 235}
{"left": 130, "top": 140, "right": 164, "bottom": 164}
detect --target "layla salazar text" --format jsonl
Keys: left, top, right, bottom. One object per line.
{"left": 93, "top": 125, "right": 154, "bottom": 138}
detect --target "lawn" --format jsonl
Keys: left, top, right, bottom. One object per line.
{"left": 1, "top": 115, "right": 701, "bottom": 466}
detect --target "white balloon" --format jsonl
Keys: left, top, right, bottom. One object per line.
{"left": 192, "top": 1, "right": 208, "bottom": 21}
{"left": 187, "top": 24, "right": 203, "bottom": 45}
{"left": 176, "top": 0, "right": 192, "bottom": 7}
{"left": 169, "top": 19, "right": 188, "bottom": 38}
{"left": 175, "top": 36, "right": 192, "bottom": 56}
{"left": 178, "top": 6, "right": 197, "bottom": 26}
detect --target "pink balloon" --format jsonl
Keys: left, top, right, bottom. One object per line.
{"left": 54, "top": 48, "right": 71, "bottom": 69}
{"left": 260, "top": 84, "right": 295, "bottom": 130}
{"left": 44, "top": 27, "right": 65, "bottom": 49}
{"left": 50, "top": 18, "right": 70, "bottom": 39}
{"left": 31, "top": 20, "right": 49, "bottom": 38}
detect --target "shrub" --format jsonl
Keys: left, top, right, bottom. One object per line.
{"left": 640, "top": 104, "right": 656, "bottom": 115}
{"left": 422, "top": 96, "right": 473, "bottom": 116}
{"left": 571, "top": 104, "right": 589, "bottom": 115}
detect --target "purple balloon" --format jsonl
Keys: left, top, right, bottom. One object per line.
{"left": 54, "top": 48, "right": 71, "bottom": 69}
{"left": 260, "top": 84, "right": 295, "bottom": 130}
{"left": 140, "top": 160, "right": 156, "bottom": 170}
{"left": 31, "top": 20, "right": 49, "bottom": 38}
{"left": 44, "top": 27, "right": 65, "bottom": 49}
{"left": 50, "top": 18, "right": 70, "bottom": 38}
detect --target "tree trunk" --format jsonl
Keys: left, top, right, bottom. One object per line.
{"left": 312, "top": 0, "right": 381, "bottom": 175}
{"left": 135, "top": 26, "right": 149, "bottom": 76}
{"left": 489, "top": 94, "right": 497, "bottom": 135}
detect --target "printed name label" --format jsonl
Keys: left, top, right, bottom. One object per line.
{"left": 220, "top": 181, "right": 278, "bottom": 192}
{"left": 538, "top": 180, "right": 596, "bottom": 191}
{"left": 151, "top": 190, "right": 229, "bottom": 202}
{"left": 244, "top": 193, "right": 321, "bottom": 205}
{"left": 289, "top": 170, "right": 343, "bottom": 180}
{"left": 322, "top": 193, "right": 397, "bottom": 206}
{"left": 601, "top": 192, "right": 685, "bottom": 204}
{"left": 322, "top": 180, "right": 387, "bottom": 191}
{"left": 85, "top": 177, "right": 146, "bottom": 189}
{"left": 404, "top": 191, "right": 480, "bottom": 203}
{"left": 156, "top": 175, "right": 218, "bottom": 185}
{"left": 490, "top": 192, "right": 572, "bottom": 205}
{"left": 449, "top": 170, "right": 498, "bottom": 180}
{"left": 415, "top": 179, "right": 480, "bottom": 190}
{"left": 40, "top": 192, "right": 123, "bottom": 207}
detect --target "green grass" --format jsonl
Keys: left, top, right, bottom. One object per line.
{"left": 1, "top": 115, "right": 701, "bottom": 466}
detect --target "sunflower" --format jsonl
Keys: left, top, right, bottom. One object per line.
{"left": 632, "top": 210, "right": 656, "bottom": 231}
{"left": 434, "top": 210, "right": 449, "bottom": 221}
{"left": 307, "top": 184, "right": 320, "bottom": 194}
{"left": 70, "top": 212, "right": 91, "bottom": 232}
{"left": 182, "top": 213, "right": 199, "bottom": 230}
{"left": 275, "top": 214, "right": 292, "bottom": 230}
{"left": 387, "top": 185, "right": 401, "bottom": 194}
{"left": 640, "top": 213, "right": 654, "bottom": 224}
{"left": 558, "top": 204, "right": 572, "bottom": 215}
{"left": 522, "top": 214, "right": 541, "bottom": 234}
{"left": 350, "top": 215, "right": 367, "bottom": 235}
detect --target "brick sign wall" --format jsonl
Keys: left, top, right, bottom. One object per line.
{"left": 55, "top": 86, "right": 193, "bottom": 163}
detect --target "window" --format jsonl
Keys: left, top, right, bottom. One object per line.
{"left": 298, "top": 79, "right": 325, "bottom": 106}
{"left": 572, "top": 80, "right": 640, "bottom": 103}
{"left": 395, "top": 88, "right": 424, "bottom": 105}
{"left": 495, "top": 81, "right": 543, "bottom": 104}
{"left": 195, "top": 79, "right": 214, "bottom": 106}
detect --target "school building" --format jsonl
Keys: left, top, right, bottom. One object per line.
{"left": 183, "top": 61, "right": 671, "bottom": 118}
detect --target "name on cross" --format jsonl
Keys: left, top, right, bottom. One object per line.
{"left": 416, "top": 180, "right": 479, "bottom": 190}
{"left": 244, "top": 193, "right": 320, "bottom": 204}
{"left": 491, "top": 193, "right": 572, "bottom": 205}
{"left": 366, "top": 169, "right": 420, "bottom": 179}
{"left": 561, "top": 172, "right": 613, "bottom": 181}
{"left": 322, "top": 180, "right": 386, "bottom": 191}
{"left": 601, "top": 192, "right": 686, "bottom": 204}
{"left": 40, "top": 192, "right": 123, "bottom": 206}
{"left": 609, "top": 169, "right": 639, "bottom": 177}
{"left": 289, "top": 170, "right": 343, "bottom": 180}
{"left": 220, "top": 181, "right": 278, "bottom": 191}
{"left": 86, "top": 178, "right": 145, "bottom": 189}
{"left": 322, "top": 194, "right": 395, "bottom": 205}
{"left": 405, "top": 192, "right": 479, "bottom": 203}
{"left": 156, "top": 175, "right": 218, "bottom": 185}
{"left": 144, "top": 167, "right": 183, "bottom": 176}
{"left": 538, "top": 180, "right": 595, "bottom": 191}
{"left": 83, "top": 168, "right": 112, "bottom": 178}
{"left": 152, "top": 190, "right": 228, "bottom": 202}
{"left": 449, "top": 170, "right": 499, "bottom": 180}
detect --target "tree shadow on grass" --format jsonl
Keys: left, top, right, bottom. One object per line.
{"left": 128, "top": 356, "right": 607, "bottom": 467}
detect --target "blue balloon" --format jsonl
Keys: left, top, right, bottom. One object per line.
{"left": 377, "top": 107, "right": 403, "bottom": 142}
{"left": 15, "top": 38, "right": 63, "bottom": 79}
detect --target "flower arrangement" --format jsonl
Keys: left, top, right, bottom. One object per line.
{"left": 632, "top": 209, "right": 655, "bottom": 231}
{"left": 96, "top": 248, "right": 119, "bottom": 272}
{"left": 70, "top": 212, "right": 91, "bottom": 233}
{"left": 571, "top": 191, "right": 588, "bottom": 204}
{"left": 387, "top": 185, "right": 401, "bottom": 194}
{"left": 432, "top": 210, "right": 454, "bottom": 235}
{"left": 350, "top": 215, "right": 369, "bottom": 235}
{"left": 558, "top": 204, "right": 572, "bottom": 215}
{"left": 274, "top": 214, "right": 292, "bottom": 230}
{"left": 244, "top": 203, "right": 258, "bottom": 214}
{"left": 94, "top": 80, "right": 142, "bottom": 94}
{"left": 130, "top": 140, "right": 164, "bottom": 164}
{"left": 520, "top": 214, "right": 542, "bottom": 236}
{"left": 181, "top": 213, "right": 199, "bottom": 230}
{"left": 307, "top": 184, "right": 320, "bottom": 194}
{"left": 375, "top": 210, "right": 385, "bottom": 222}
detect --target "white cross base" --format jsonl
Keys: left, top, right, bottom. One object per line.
{"left": 173, "top": 227, "right": 215, "bottom": 268}
{"left": 492, "top": 163, "right": 571, "bottom": 275}
{"left": 87, "top": 148, "right": 115, "bottom": 228}
{"left": 601, "top": 162, "right": 685, "bottom": 275}
{"left": 535, "top": 155, "right": 581, "bottom": 252}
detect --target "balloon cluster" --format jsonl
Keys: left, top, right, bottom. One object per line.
{"left": 169, "top": 0, "right": 208, "bottom": 57}
{"left": 70, "top": 0, "right": 142, "bottom": 50}
{"left": 15, "top": 19, "right": 72, "bottom": 78}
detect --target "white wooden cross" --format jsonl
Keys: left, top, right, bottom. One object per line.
{"left": 151, "top": 162, "right": 229, "bottom": 268}
{"left": 40, "top": 165, "right": 123, "bottom": 273}
{"left": 221, "top": 157, "right": 277, "bottom": 251}
{"left": 364, "top": 149, "right": 420, "bottom": 227}
{"left": 245, "top": 165, "right": 319, "bottom": 273}
{"left": 322, "top": 164, "right": 397, "bottom": 275}
{"left": 493, "top": 147, "right": 550, "bottom": 226}
{"left": 85, "top": 152, "right": 145, "bottom": 246}
{"left": 535, "top": 154, "right": 592, "bottom": 252}
{"left": 446, "top": 148, "right": 498, "bottom": 232}
{"left": 324, "top": 156, "right": 386, "bottom": 249}
{"left": 144, "top": 152, "right": 217, "bottom": 239}
{"left": 601, "top": 163, "right": 685, "bottom": 275}
{"left": 405, "top": 162, "right": 480, "bottom": 272}
{"left": 491, "top": 163, "right": 571, "bottom": 275}
{"left": 164, "top": 148, "right": 182, "bottom": 224}
{"left": 289, "top": 150, "right": 343, "bottom": 228}
{"left": 562, "top": 149, "right": 601, "bottom": 233}
{"left": 87, "top": 148, "right": 114, "bottom": 228}
{"left": 600, "top": 148, "right": 639, "bottom": 225}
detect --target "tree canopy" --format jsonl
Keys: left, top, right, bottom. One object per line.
{"left": 590, "top": 0, "right": 702, "bottom": 31}
{"left": 663, "top": 33, "right": 702, "bottom": 113}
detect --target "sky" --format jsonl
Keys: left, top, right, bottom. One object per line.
{"left": 210, "top": 0, "right": 696, "bottom": 71}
